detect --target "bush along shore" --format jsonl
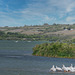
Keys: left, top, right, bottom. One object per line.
{"left": 32, "top": 42, "right": 75, "bottom": 58}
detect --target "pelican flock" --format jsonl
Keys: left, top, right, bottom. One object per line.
{"left": 49, "top": 64, "right": 75, "bottom": 73}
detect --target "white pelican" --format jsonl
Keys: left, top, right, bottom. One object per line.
{"left": 66, "top": 67, "right": 71, "bottom": 72}
{"left": 70, "top": 64, "right": 74, "bottom": 70}
{"left": 15, "top": 41, "right": 18, "bottom": 43}
{"left": 73, "top": 66, "right": 75, "bottom": 70}
{"left": 62, "top": 64, "right": 75, "bottom": 72}
{"left": 69, "top": 64, "right": 75, "bottom": 72}
{"left": 50, "top": 65, "right": 56, "bottom": 72}
{"left": 56, "top": 66, "right": 62, "bottom": 72}
{"left": 62, "top": 65, "right": 68, "bottom": 72}
{"left": 70, "top": 69, "right": 75, "bottom": 72}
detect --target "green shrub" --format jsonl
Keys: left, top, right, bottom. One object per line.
{"left": 32, "top": 42, "right": 75, "bottom": 58}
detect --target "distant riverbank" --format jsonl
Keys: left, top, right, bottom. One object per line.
{"left": 32, "top": 42, "right": 75, "bottom": 59}
{"left": 0, "top": 24, "right": 75, "bottom": 42}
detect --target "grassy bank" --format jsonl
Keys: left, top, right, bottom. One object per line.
{"left": 32, "top": 42, "right": 75, "bottom": 58}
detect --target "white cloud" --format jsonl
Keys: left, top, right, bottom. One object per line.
{"left": 66, "top": 3, "right": 75, "bottom": 12}
{"left": 47, "top": 0, "right": 75, "bottom": 18}
{"left": 66, "top": 17, "right": 75, "bottom": 22}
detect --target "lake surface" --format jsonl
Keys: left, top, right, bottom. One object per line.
{"left": 0, "top": 40, "right": 75, "bottom": 75}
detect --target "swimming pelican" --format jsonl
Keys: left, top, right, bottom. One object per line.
{"left": 50, "top": 65, "right": 56, "bottom": 72}
{"left": 62, "top": 65, "right": 68, "bottom": 72}
{"left": 56, "top": 66, "right": 62, "bottom": 72}
{"left": 73, "top": 66, "right": 75, "bottom": 70}
{"left": 15, "top": 40, "right": 18, "bottom": 43}
{"left": 70, "top": 64, "right": 74, "bottom": 70}
{"left": 70, "top": 69, "right": 75, "bottom": 72}
{"left": 69, "top": 64, "right": 75, "bottom": 72}
{"left": 66, "top": 67, "right": 71, "bottom": 72}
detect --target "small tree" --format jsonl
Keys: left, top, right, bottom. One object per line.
{"left": 43, "top": 23, "right": 49, "bottom": 26}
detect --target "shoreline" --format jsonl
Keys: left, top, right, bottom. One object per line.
{"left": 32, "top": 54, "right": 75, "bottom": 59}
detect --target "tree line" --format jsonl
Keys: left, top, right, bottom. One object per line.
{"left": 0, "top": 31, "right": 75, "bottom": 42}
{"left": 0, "top": 31, "right": 68, "bottom": 41}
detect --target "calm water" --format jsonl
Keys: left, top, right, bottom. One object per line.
{"left": 0, "top": 40, "right": 75, "bottom": 75}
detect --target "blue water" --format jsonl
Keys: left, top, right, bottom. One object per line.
{"left": 0, "top": 40, "right": 75, "bottom": 75}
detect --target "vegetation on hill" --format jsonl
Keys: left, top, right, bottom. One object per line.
{"left": 0, "top": 30, "right": 74, "bottom": 41}
{"left": 32, "top": 42, "right": 75, "bottom": 58}
{"left": 0, "top": 24, "right": 75, "bottom": 41}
